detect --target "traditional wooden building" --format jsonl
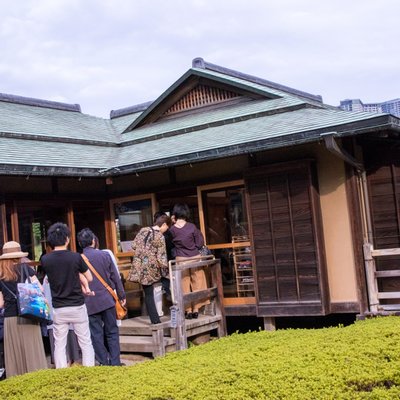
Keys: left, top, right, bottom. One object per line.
{"left": 1, "top": 58, "right": 399, "bottom": 327}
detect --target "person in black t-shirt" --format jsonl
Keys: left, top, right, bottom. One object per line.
{"left": 41, "top": 223, "right": 95, "bottom": 369}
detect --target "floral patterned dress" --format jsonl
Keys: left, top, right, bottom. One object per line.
{"left": 127, "top": 227, "right": 168, "bottom": 286}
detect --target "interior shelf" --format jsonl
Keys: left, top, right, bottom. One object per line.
{"left": 232, "top": 235, "right": 255, "bottom": 297}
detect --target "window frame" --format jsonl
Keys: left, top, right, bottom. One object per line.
{"left": 109, "top": 193, "right": 157, "bottom": 256}
{"left": 197, "top": 179, "right": 256, "bottom": 305}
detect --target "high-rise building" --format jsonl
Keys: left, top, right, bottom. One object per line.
{"left": 339, "top": 98, "right": 400, "bottom": 117}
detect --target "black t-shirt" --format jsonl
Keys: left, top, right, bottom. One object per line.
{"left": 41, "top": 250, "right": 88, "bottom": 309}
{"left": 0, "top": 264, "right": 36, "bottom": 318}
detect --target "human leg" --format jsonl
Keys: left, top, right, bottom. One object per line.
{"left": 190, "top": 267, "right": 210, "bottom": 312}
{"left": 52, "top": 308, "right": 73, "bottom": 369}
{"left": 142, "top": 284, "right": 161, "bottom": 324}
{"left": 5, "top": 317, "right": 47, "bottom": 376}
{"left": 102, "top": 307, "right": 121, "bottom": 366}
{"left": 66, "top": 329, "right": 81, "bottom": 364}
{"left": 161, "top": 277, "right": 171, "bottom": 299}
{"left": 180, "top": 267, "right": 192, "bottom": 313}
{"left": 70, "top": 305, "right": 95, "bottom": 367}
{"left": 89, "top": 312, "right": 108, "bottom": 365}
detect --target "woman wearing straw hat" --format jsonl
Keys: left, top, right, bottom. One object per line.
{"left": 0, "top": 241, "right": 48, "bottom": 377}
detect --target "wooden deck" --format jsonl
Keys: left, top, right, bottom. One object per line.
{"left": 119, "top": 256, "right": 226, "bottom": 358}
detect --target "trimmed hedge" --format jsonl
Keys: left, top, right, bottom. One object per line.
{"left": 1, "top": 317, "right": 400, "bottom": 399}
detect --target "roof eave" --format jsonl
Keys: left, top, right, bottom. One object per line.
{"left": 1, "top": 115, "right": 397, "bottom": 179}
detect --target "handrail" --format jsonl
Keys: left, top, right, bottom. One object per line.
{"left": 168, "top": 255, "right": 226, "bottom": 350}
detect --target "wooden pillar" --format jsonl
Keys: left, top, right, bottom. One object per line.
{"left": 67, "top": 202, "right": 76, "bottom": 252}
{"left": 170, "top": 265, "right": 187, "bottom": 350}
{"left": 104, "top": 200, "right": 114, "bottom": 252}
{"left": 363, "top": 242, "right": 379, "bottom": 313}
{"left": 0, "top": 202, "right": 7, "bottom": 247}
{"left": 11, "top": 201, "right": 19, "bottom": 242}
{"left": 264, "top": 317, "right": 276, "bottom": 331}
{"left": 210, "top": 260, "right": 227, "bottom": 337}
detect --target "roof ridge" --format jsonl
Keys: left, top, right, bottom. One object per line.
{"left": 192, "top": 58, "right": 323, "bottom": 104}
{"left": 110, "top": 101, "right": 153, "bottom": 119}
{"left": 0, "top": 92, "right": 81, "bottom": 112}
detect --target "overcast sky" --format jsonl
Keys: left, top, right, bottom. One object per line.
{"left": 1, "top": 0, "right": 399, "bottom": 118}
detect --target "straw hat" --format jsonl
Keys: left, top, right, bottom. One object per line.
{"left": 0, "top": 241, "right": 28, "bottom": 259}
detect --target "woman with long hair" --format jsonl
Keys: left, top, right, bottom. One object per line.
{"left": 0, "top": 241, "right": 48, "bottom": 377}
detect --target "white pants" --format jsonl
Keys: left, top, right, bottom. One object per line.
{"left": 53, "top": 304, "right": 95, "bottom": 369}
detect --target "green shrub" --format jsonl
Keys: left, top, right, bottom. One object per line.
{"left": 1, "top": 317, "right": 400, "bottom": 399}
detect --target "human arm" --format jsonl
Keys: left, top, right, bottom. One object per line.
{"left": 107, "top": 253, "right": 126, "bottom": 303}
{"left": 79, "top": 256, "right": 93, "bottom": 282}
{"left": 0, "top": 291, "right": 4, "bottom": 308}
{"left": 156, "top": 234, "right": 168, "bottom": 278}
{"left": 193, "top": 225, "right": 205, "bottom": 249}
{"left": 79, "top": 273, "right": 95, "bottom": 296}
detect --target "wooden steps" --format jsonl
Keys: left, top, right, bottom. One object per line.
{"left": 119, "top": 314, "right": 223, "bottom": 357}
{"left": 119, "top": 315, "right": 175, "bottom": 357}
{"left": 119, "top": 315, "right": 171, "bottom": 336}
{"left": 118, "top": 257, "right": 227, "bottom": 358}
{"left": 120, "top": 335, "right": 176, "bottom": 354}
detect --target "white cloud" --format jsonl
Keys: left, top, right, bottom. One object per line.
{"left": 0, "top": 0, "right": 399, "bottom": 117}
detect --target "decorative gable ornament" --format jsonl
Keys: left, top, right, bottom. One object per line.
{"left": 162, "top": 84, "right": 241, "bottom": 117}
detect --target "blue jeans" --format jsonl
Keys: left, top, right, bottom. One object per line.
{"left": 89, "top": 306, "right": 121, "bottom": 366}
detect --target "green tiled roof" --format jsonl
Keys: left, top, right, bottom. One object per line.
{"left": 115, "top": 107, "right": 389, "bottom": 170}
{"left": 0, "top": 60, "right": 398, "bottom": 177}
{"left": 0, "top": 100, "right": 118, "bottom": 143}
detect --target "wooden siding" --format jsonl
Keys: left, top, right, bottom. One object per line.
{"left": 367, "top": 153, "right": 400, "bottom": 300}
{"left": 245, "top": 160, "right": 328, "bottom": 316}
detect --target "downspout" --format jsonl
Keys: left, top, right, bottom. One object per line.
{"left": 321, "top": 132, "right": 378, "bottom": 313}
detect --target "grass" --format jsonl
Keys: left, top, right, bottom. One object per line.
{"left": 1, "top": 316, "right": 400, "bottom": 399}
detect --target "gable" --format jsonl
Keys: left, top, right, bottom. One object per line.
{"left": 161, "top": 84, "right": 244, "bottom": 117}
{"left": 122, "top": 68, "right": 277, "bottom": 132}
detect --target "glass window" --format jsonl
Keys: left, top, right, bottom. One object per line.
{"left": 199, "top": 184, "right": 254, "bottom": 299}
{"left": 17, "top": 204, "right": 68, "bottom": 261}
{"left": 202, "top": 187, "right": 248, "bottom": 245}
{"left": 113, "top": 198, "right": 153, "bottom": 252}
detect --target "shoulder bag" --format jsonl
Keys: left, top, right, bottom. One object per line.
{"left": 81, "top": 254, "right": 127, "bottom": 320}
{"left": 0, "top": 264, "right": 52, "bottom": 323}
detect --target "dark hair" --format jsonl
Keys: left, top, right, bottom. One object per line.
{"left": 172, "top": 203, "right": 190, "bottom": 221}
{"left": 153, "top": 211, "right": 166, "bottom": 223}
{"left": 47, "top": 223, "right": 70, "bottom": 248}
{"left": 93, "top": 235, "right": 100, "bottom": 249}
{"left": 77, "top": 228, "right": 95, "bottom": 249}
{"left": 154, "top": 214, "right": 172, "bottom": 228}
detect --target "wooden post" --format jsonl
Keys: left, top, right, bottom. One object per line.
{"left": 363, "top": 242, "right": 379, "bottom": 313}
{"left": 11, "top": 201, "right": 19, "bottom": 242}
{"left": 171, "top": 267, "right": 187, "bottom": 350}
{"left": 67, "top": 202, "right": 76, "bottom": 252}
{"left": 264, "top": 317, "right": 276, "bottom": 331}
{"left": 152, "top": 328, "right": 165, "bottom": 358}
{"left": 210, "top": 260, "right": 227, "bottom": 337}
{"left": 0, "top": 202, "right": 7, "bottom": 246}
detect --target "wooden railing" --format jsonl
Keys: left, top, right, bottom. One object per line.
{"left": 363, "top": 243, "right": 400, "bottom": 312}
{"left": 169, "top": 255, "right": 227, "bottom": 350}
